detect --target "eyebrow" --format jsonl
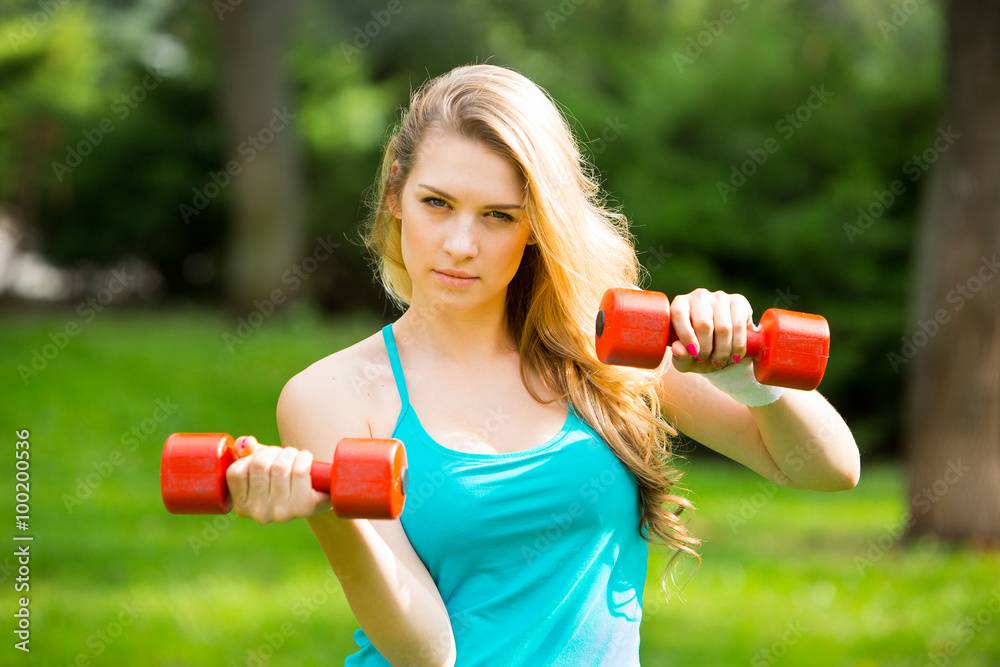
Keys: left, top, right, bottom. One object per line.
{"left": 416, "top": 184, "right": 524, "bottom": 210}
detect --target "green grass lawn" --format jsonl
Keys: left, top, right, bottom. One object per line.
{"left": 2, "top": 306, "right": 998, "bottom": 666}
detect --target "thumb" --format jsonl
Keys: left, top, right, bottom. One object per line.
{"left": 233, "top": 435, "right": 261, "bottom": 459}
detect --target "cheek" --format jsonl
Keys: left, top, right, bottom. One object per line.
{"left": 399, "top": 223, "right": 419, "bottom": 269}
{"left": 495, "top": 234, "right": 531, "bottom": 277}
{"left": 505, "top": 226, "right": 533, "bottom": 265}
{"left": 399, "top": 211, "right": 435, "bottom": 270}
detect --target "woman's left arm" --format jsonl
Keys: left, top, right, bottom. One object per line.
{"left": 657, "top": 289, "right": 860, "bottom": 491}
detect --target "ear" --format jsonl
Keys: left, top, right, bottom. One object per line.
{"left": 386, "top": 161, "right": 402, "bottom": 218}
{"left": 524, "top": 218, "right": 536, "bottom": 245}
{"left": 387, "top": 191, "right": 402, "bottom": 219}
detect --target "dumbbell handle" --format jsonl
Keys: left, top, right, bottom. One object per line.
{"left": 307, "top": 461, "right": 333, "bottom": 493}
{"left": 595, "top": 288, "right": 830, "bottom": 391}
{"left": 229, "top": 435, "right": 340, "bottom": 496}
{"left": 275, "top": 440, "right": 407, "bottom": 517}
{"left": 659, "top": 321, "right": 765, "bottom": 358}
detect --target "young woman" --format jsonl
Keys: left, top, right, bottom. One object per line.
{"left": 225, "top": 64, "right": 859, "bottom": 667}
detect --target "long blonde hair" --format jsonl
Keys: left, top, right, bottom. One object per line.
{"left": 362, "top": 64, "right": 700, "bottom": 586}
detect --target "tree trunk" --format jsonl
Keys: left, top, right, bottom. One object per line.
{"left": 905, "top": 0, "right": 1000, "bottom": 544}
{"left": 216, "top": 0, "right": 306, "bottom": 310}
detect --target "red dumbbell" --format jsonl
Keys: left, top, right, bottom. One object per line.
{"left": 594, "top": 288, "right": 830, "bottom": 391}
{"left": 160, "top": 433, "right": 407, "bottom": 519}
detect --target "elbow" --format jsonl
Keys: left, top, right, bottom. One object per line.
{"left": 429, "top": 643, "right": 457, "bottom": 667}
{"left": 840, "top": 456, "right": 861, "bottom": 491}
{"left": 423, "top": 622, "right": 457, "bottom": 667}
{"left": 826, "top": 466, "right": 860, "bottom": 492}
{"left": 383, "top": 627, "right": 456, "bottom": 667}
{"left": 410, "top": 645, "right": 456, "bottom": 667}
{"left": 778, "top": 448, "right": 861, "bottom": 492}
{"left": 813, "top": 430, "right": 862, "bottom": 492}
{"left": 844, "top": 455, "right": 861, "bottom": 490}
{"left": 385, "top": 643, "right": 455, "bottom": 667}
{"left": 787, "top": 469, "right": 858, "bottom": 492}
{"left": 837, "top": 437, "right": 862, "bottom": 491}
{"left": 817, "top": 449, "right": 861, "bottom": 492}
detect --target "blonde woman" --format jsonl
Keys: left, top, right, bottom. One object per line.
{"left": 225, "top": 64, "right": 859, "bottom": 666}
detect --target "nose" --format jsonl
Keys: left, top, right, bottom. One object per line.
{"left": 442, "top": 214, "right": 478, "bottom": 258}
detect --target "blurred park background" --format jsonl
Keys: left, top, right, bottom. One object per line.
{"left": 1, "top": 0, "right": 998, "bottom": 665}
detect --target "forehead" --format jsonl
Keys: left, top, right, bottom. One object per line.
{"left": 407, "top": 133, "right": 525, "bottom": 202}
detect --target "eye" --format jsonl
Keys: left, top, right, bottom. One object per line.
{"left": 487, "top": 210, "right": 515, "bottom": 222}
{"left": 421, "top": 197, "right": 448, "bottom": 209}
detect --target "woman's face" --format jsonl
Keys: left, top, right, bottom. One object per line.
{"left": 393, "top": 132, "right": 534, "bottom": 316}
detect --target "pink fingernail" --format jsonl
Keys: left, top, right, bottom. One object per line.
{"left": 695, "top": 357, "right": 704, "bottom": 364}
{"left": 713, "top": 361, "right": 723, "bottom": 368}
{"left": 686, "top": 344, "right": 698, "bottom": 357}
{"left": 733, "top": 354, "right": 741, "bottom": 364}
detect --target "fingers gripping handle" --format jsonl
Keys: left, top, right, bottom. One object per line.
{"left": 160, "top": 433, "right": 408, "bottom": 519}
{"left": 226, "top": 436, "right": 407, "bottom": 517}
{"left": 227, "top": 435, "right": 408, "bottom": 518}
{"left": 594, "top": 288, "right": 830, "bottom": 391}
{"left": 593, "top": 289, "right": 765, "bottom": 365}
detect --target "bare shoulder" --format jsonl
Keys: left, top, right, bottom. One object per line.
{"left": 276, "top": 328, "right": 401, "bottom": 459}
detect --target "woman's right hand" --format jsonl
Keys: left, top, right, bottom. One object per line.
{"left": 225, "top": 436, "right": 332, "bottom": 524}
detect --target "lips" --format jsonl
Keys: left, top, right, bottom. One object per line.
{"left": 434, "top": 269, "right": 477, "bottom": 287}
{"left": 437, "top": 269, "right": 473, "bottom": 278}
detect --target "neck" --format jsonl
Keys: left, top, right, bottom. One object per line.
{"left": 394, "top": 294, "right": 516, "bottom": 367}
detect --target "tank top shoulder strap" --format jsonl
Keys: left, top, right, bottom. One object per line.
{"left": 381, "top": 324, "right": 410, "bottom": 408}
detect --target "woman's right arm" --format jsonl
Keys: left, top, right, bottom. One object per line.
{"left": 228, "top": 365, "right": 456, "bottom": 667}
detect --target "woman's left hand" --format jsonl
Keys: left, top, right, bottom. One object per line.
{"left": 668, "top": 288, "right": 753, "bottom": 374}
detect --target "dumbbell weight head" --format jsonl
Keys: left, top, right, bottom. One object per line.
{"left": 328, "top": 438, "right": 408, "bottom": 520}
{"left": 161, "top": 433, "right": 238, "bottom": 514}
{"left": 751, "top": 308, "right": 830, "bottom": 391}
{"left": 594, "top": 288, "right": 670, "bottom": 369}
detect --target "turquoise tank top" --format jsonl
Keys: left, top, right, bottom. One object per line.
{"left": 344, "top": 324, "right": 648, "bottom": 666}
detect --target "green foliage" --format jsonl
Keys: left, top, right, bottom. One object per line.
{"left": 0, "top": 0, "right": 945, "bottom": 452}
{"left": 1, "top": 311, "right": 997, "bottom": 665}
{"left": 0, "top": 0, "right": 226, "bottom": 293}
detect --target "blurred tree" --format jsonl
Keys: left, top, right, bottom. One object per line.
{"left": 902, "top": 0, "right": 1000, "bottom": 545}
{"left": 213, "top": 0, "right": 306, "bottom": 309}
{"left": 905, "top": 0, "right": 999, "bottom": 543}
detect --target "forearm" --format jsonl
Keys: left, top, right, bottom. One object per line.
{"left": 307, "top": 513, "right": 456, "bottom": 667}
{"left": 659, "top": 288, "right": 860, "bottom": 491}
{"left": 748, "top": 389, "right": 860, "bottom": 491}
